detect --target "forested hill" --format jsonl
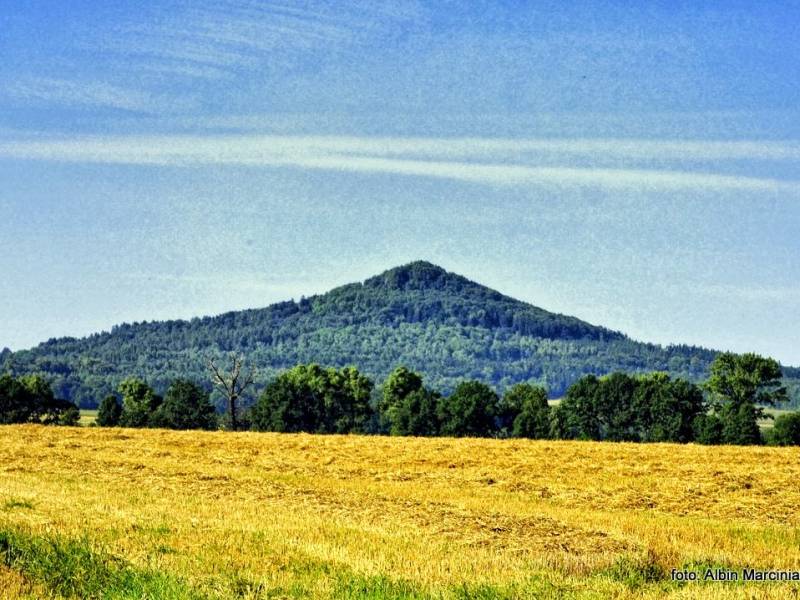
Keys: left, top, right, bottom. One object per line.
{"left": 2, "top": 261, "right": 797, "bottom": 408}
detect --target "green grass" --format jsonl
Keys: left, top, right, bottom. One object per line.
{"left": 0, "top": 526, "right": 563, "bottom": 599}
{"left": 0, "top": 527, "right": 202, "bottom": 599}
{"left": 0, "top": 526, "right": 666, "bottom": 600}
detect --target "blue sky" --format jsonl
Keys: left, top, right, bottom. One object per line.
{"left": 1, "top": 1, "right": 799, "bottom": 365}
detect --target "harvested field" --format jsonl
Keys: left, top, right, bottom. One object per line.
{"left": 1, "top": 425, "right": 799, "bottom": 598}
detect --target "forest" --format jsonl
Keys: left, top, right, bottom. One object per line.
{"left": 4, "top": 262, "right": 798, "bottom": 409}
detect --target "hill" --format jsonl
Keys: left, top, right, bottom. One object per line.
{"left": 2, "top": 261, "right": 797, "bottom": 408}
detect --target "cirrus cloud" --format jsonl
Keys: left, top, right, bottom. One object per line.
{"left": 0, "top": 134, "right": 798, "bottom": 193}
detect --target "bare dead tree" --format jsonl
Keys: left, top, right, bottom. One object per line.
{"left": 207, "top": 353, "right": 256, "bottom": 431}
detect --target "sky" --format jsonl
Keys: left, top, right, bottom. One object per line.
{"left": 1, "top": 1, "right": 799, "bottom": 365}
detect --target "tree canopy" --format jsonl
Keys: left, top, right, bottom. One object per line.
{"left": 768, "top": 412, "right": 800, "bottom": 446}
{"left": 96, "top": 394, "right": 122, "bottom": 427}
{"left": 151, "top": 379, "right": 217, "bottom": 430}
{"left": 706, "top": 353, "right": 787, "bottom": 445}
{"left": 118, "top": 378, "right": 162, "bottom": 428}
{"left": 502, "top": 383, "right": 551, "bottom": 439}
{"left": 437, "top": 380, "right": 498, "bottom": 437}
{"left": 4, "top": 357, "right": 797, "bottom": 447}
{"left": 250, "top": 364, "right": 373, "bottom": 434}
{"left": 552, "top": 372, "right": 705, "bottom": 443}
{"left": 0, "top": 373, "right": 79, "bottom": 426}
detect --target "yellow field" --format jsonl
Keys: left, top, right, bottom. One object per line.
{"left": 1, "top": 426, "right": 799, "bottom": 599}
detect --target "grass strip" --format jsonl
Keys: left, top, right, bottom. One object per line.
{"left": 0, "top": 527, "right": 203, "bottom": 599}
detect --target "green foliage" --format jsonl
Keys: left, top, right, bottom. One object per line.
{"left": 706, "top": 353, "right": 787, "bottom": 445}
{"left": 707, "top": 352, "right": 787, "bottom": 407}
{"left": 594, "top": 372, "right": 640, "bottom": 441}
{"left": 392, "top": 387, "right": 441, "bottom": 437}
{"left": 691, "top": 413, "right": 723, "bottom": 445}
{"left": 250, "top": 374, "right": 318, "bottom": 433}
{"left": 378, "top": 366, "right": 443, "bottom": 436}
{"left": 56, "top": 404, "right": 80, "bottom": 426}
{"left": 554, "top": 372, "right": 706, "bottom": 443}
{"left": 96, "top": 379, "right": 217, "bottom": 431}
{"left": 96, "top": 394, "right": 122, "bottom": 427}
{"left": 6, "top": 262, "right": 771, "bottom": 410}
{"left": 499, "top": 383, "right": 550, "bottom": 439}
{"left": 634, "top": 373, "right": 704, "bottom": 443}
{"left": 437, "top": 380, "right": 498, "bottom": 437}
{"left": 767, "top": 412, "right": 800, "bottom": 446}
{"left": 720, "top": 402, "right": 763, "bottom": 445}
{"left": 379, "top": 366, "right": 424, "bottom": 433}
{"left": 552, "top": 375, "right": 601, "bottom": 440}
{"left": 0, "top": 373, "right": 79, "bottom": 425}
{"left": 0, "top": 373, "right": 35, "bottom": 424}
{"left": 118, "top": 378, "right": 162, "bottom": 428}
{"left": 21, "top": 374, "right": 81, "bottom": 426}
{"left": 151, "top": 379, "right": 217, "bottom": 431}
{"left": 327, "top": 366, "right": 374, "bottom": 434}
{"left": 251, "top": 364, "right": 373, "bottom": 434}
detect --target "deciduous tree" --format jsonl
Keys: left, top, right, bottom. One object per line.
{"left": 379, "top": 366, "right": 423, "bottom": 433}
{"left": 438, "top": 380, "right": 497, "bottom": 437}
{"left": 152, "top": 379, "right": 217, "bottom": 430}
{"left": 501, "top": 383, "right": 550, "bottom": 439}
{"left": 118, "top": 378, "right": 161, "bottom": 428}
{"left": 706, "top": 353, "right": 787, "bottom": 445}
{"left": 208, "top": 354, "right": 255, "bottom": 431}
{"left": 96, "top": 394, "right": 122, "bottom": 427}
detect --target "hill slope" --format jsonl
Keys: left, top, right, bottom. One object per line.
{"left": 2, "top": 261, "right": 796, "bottom": 407}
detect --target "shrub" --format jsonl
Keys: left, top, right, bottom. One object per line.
{"left": 768, "top": 412, "right": 800, "bottom": 446}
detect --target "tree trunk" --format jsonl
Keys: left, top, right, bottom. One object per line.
{"left": 229, "top": 394, "right": 238, "bottom": 431}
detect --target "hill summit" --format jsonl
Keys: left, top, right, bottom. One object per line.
{"left": 364, "top": 261, "right": 472, "bottom": 291}
{"left": 4, "top": 261, "right": 792, "bottom": 408}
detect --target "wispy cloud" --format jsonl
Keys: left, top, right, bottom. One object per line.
{"left": 5, "top": 1, "right": 422, "bottom": 115}
{"left": 90, "top": 1, "right": 421, "bottom": 81}
{"left": 0, "top": 134, "right": 798, "bottom": 193}
{"left": 4, "top": 77, "right": 162, "bottom": 113}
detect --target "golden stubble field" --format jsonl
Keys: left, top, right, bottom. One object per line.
{"left": 1, "top": 425, "right": 799, "bottom": 599}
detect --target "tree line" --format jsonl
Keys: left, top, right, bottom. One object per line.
{"left": 3, "top": 351, "right": 798, "bottom": 446}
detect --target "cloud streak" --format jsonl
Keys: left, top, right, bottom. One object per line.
{"left": 91, "top": 1, "right": 421, "bottom": 82}
{"left": 1, "top": 134, "right": 798, "bottom": 193}
{"left": 4, "top": 1, "right": 423, "bottom": 115}
{"left": 4, "top": 77, "right": 161, "bottom": 113}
